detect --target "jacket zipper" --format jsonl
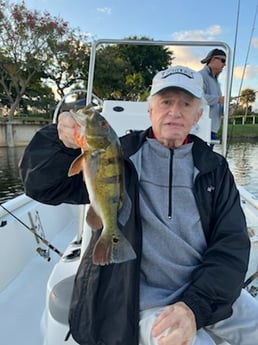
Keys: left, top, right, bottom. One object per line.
{"left": 168, "top": 149, "right": 174, "bottom": 218}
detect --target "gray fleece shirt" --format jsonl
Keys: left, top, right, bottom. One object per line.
{"left": 130, "top": 138, "right": 208, "bottom": 311}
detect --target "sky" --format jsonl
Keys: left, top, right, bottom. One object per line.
{"left": 14, "top": 0, "right": 258, "bottom": 109}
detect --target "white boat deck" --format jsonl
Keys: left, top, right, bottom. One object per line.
{"left": 0, "top": 223, "right": 74, "bottom": 344}
{"left": 1, "top": 211, "right": 258, "bottom": 345}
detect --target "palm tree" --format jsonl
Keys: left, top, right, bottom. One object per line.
{"left": 240, "top": 88, "right": 256, "bottom": 119}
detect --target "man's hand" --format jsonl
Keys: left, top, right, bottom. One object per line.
{"left": 57, "top": 112, "right": 80, "bottom": 149}
{"left": 151, "top": 302, "right": 197, "bottom": 345}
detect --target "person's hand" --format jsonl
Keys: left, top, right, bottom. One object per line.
{"left": 151, "top": 302, "right": 197, "bottom": 345}
{"left": 57, "top": 112, "right": 80, "bottom": 149}
{"left": 218, "top": 96, "right": 224, "bottom": 104}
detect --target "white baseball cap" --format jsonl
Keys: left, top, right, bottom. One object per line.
{"left": 150, "top": 65, "right": 203, "bottom": 98}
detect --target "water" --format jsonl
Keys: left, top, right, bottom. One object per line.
{"left": 215, "top": 141, "right": 258, "bottom": 198}
{"left": 0, "top": 141, "right": 258, "bottom": 204}
{"left": 0, "top": 146, "right": 26, "bottom": 204}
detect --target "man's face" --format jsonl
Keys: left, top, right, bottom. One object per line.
{"left": 149, "top": 88, "right": 202, "bottom": 148}
{"left": 209, "top": 55, "right": 226, "bottom": 75}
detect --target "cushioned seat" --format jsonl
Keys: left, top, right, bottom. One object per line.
{"left": 49, "top": 275, "right": 75, "bottom": 324}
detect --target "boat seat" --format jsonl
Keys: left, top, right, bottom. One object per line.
{"left": 49, "top": 275, "right": 75, "bottom": 324}
{"left": 48, "top": 275, "right": 228, "bottom": 344}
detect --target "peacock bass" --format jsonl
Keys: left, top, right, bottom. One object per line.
{"left": 68, "top": 105, "right": 136, "bottom": 266}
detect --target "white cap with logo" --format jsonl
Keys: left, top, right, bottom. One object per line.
{"left": 150, "top": 66, "right": 203, "bottom": 98}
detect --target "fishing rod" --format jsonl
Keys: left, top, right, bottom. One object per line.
{"left": 0, "top": 203, "right": 63, "bottom": 258}
{"left": 225, "top": 0, "right": 241, "bottom": 157}
{"left": 237, "top": 2, "right": 258, "bottom": 97}
{"left": 226, "top": 0, "right": 258, "bottom": 156}
{"left": 243, "top": 271, "right": 258, "bottom": 288}
{"left": 228, "top": 0, "right": 240, "bottom": 96}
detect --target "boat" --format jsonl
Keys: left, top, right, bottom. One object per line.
{"left": 0, "top": 39, "right": 258, "bottom": 345}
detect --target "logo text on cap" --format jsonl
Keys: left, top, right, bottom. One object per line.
{"left": 161, "top": 67, "right": 194, "bottom": 79}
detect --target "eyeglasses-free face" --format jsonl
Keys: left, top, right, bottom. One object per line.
{"left": 213, "top": 56, "right": 226, "bottom": 64}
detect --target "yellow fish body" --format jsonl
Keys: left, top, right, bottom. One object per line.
{"left": 68, "top": 106, "right": 136, "bottom": 265}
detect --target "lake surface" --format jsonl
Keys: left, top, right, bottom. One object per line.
{"left": 0, "top": 146, "right": 26, "bottom": 204}
{"left": 215, "top": 140, "right": 258, "bottom": 198}
{"left": 0, "top": 141, "right": 258, "bottom": 204}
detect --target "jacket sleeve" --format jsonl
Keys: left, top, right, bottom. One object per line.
{"left": 19, "top": 124, "right": 89, "bottom": 205}
{"left": 181, "top": 160, "right": 250, "bottom": 329}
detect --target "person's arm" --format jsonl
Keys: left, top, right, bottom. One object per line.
{"left": 181, "top": 165, "right": 250, "bottom": 329}
{"left": 150, "top": 165, "right": 249, "bottom": 344}
{"left": 19, "top": 113, "right": 89, "bottom": 205}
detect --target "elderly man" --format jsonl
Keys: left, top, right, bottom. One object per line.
{"left": 20, "top": 65, "right": 258, "bottom": 345}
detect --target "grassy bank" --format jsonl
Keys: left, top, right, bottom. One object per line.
{"left": 219, "top": 124, "right": 258, "bottom": 140}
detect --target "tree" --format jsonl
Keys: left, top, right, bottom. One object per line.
{"left": 240, "top": 88, "right": 256, "bottom": 117}
{"left": 93, "top": 37, "right": 174, "bottom": 100}
{"left": 93, "top": 44, "right": 132, "bottom": 100}
{"left": 44, "top": 31, "right": 91, "bottom": 98}
{"left": 0, "top": 0, "right": 77, "bottom": 120}
{"left": 21, "top": 82, "right": 56, "bottom": 117}
{"left": 119, "top": 36, "right": 174, "bottom": 90}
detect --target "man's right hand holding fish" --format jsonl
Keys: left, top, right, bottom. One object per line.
{"left": 57, "top": 111, "right": 80, "bottom": 149}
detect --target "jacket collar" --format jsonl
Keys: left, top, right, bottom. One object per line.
{"left": 120, "top": 128, "right": 221, "bottom": 174}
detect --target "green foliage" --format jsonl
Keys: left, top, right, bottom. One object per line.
{"left": 240, "top": 88, "right": 256, "bottom": 115}
{"left": 0, "top": 0, "right": 90, "bottom": 119}
{"left": 44, "top": 31, "right": 91, "bottom": 97}
{"left": 119, "top": 35, "right": 173, "bottom": 88}
{"left": 0, "top": 3, "right": 173, "bottom": 118}
{"left": 227, "top": 123, "right": 258, "bottom": 138}
{"left": 94, "top": 45, "right": 132, "bottom": 99}
{"left": 93, "top": 36, "right": 173, "bottom": 100}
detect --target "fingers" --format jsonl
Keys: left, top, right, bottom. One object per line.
{"left": 151, "top": 302, "right": 197, "bottom": 345}
{"left": 57, "top": 112, "right": 80, "bottom": 149}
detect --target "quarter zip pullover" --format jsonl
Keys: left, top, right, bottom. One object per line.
{"left": 134, "top": 138, "right": 207, "bottom": 311}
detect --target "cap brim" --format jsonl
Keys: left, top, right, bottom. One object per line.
{"left": 201, "top": 57, "right": 209, "bottom": 64}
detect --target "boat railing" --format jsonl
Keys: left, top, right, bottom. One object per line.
{"left": 86, "top": 39, "right": 232, "bottom": 156}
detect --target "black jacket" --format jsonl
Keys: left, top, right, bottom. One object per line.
{"left": 20, "top": 124, "right": 250, "bottom": 345}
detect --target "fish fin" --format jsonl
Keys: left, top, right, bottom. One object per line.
{"left": 93, "top": 230, "right": 136, "bottom": 266}
{"left": 68, "top": 154, "right": 85, "bottom": 176}
{"left": 86, "top": 205, "right": 103, "bottom": 230}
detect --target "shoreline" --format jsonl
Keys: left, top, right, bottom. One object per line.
{"left": 0, "top": 122, "right": 257, "bottom": 147}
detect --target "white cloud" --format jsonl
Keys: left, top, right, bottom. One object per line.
{"left": 251, "top": 37, "right": 258, "bottom": 48}
{"left": 168, "top": 46, "right": 202, "bottom": 70}
{"left": 234, "top": 65, "right": 258, "bottom": 81}
{"left": 171, "top": 25, "right": 222, "bottom": 41}
{"left": 166, "top": 26, "right": 258, "bottom": 99}
{"left": 97, "top": 7, "right": 112, "bottom": 15}
{"left": 167, "top": 25, "right": 225, "bottom": 70}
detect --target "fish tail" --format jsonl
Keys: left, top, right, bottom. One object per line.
{"left": 93, "top": 230, "right": 136, "bottom": 266}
